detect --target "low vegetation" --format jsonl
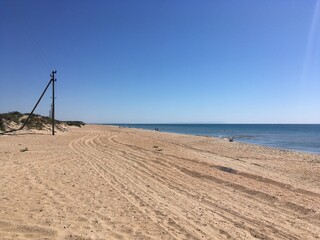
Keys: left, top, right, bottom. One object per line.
{"left": 0, "top": 119, "right": 5, "bottom": 131}
{"left": 20, "top": 147, "right": 29, "bottom": 152}
{"left": 0, "top": 111, "right": 85, "bottom": 132}
{"left": 0, "top": 111, "right": 23, "bottom": 123}
{"left": 64, "top": 121, "right": 86, "bottom": 127}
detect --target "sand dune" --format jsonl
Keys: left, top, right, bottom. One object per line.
{"left": 0, "top": 125, "right": 319, "bottom": 239}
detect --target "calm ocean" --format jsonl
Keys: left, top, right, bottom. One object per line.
{"left": 109, "top": 124, "right": 320, "bottom": 154}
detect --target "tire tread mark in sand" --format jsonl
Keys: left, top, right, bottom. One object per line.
{"left": 76, "top": 134, "right": 195, "bottom": 240}
{"left": 104, "top": 133, "right": 320, "bottom": 239}
{"left": 69, "top": 136, "right": 141, "bottom": 239}
{"left": 119, "top": 132, "right": 320, "bottom": 199}
{"left": 80, "top": 134, "right": 212, "bottom": 240}
{"left": 69, "top": 135, "right": 157, "bottom": 239}
{"left": 27, "top": 140, "right": 127, "bottom": 239}
{"left": 91, "top": 134, "right": 256, "bottom": 239}
{"left": 110, "top": 151, "right": 318, "bottom": 239}
{"left": 92, "top": 133, "right": 308, "bottom": 239}
{"left": 0, "top": 220, "right": 57, "bottom": 238}
{"left": 69, "top": 134, "right": 182, "bottom": 240}
{"left": 90, "top": 138, "right": 240, "bottom": 239}
{"left": 108, "top": 155, "right": 284, "bottom": 240}
{"left": 87, "top": 144, "right": 222, "bottom": 239}
{"left": 91, "top": 133, "right": 244, "bottom": 239}
{"left": 108, "top": 134, "right": 317, "bottom": 216}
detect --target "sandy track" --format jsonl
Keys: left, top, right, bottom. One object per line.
{"left": 0, "top": 125, "right": 319, "bottom": 239}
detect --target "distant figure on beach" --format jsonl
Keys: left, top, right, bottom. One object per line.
{"left": 155, "top": 128, "right": 159, "bottom": 131}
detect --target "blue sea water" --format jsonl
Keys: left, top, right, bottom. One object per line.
{"left": 109, "top": 124, "right": 320, "bottom": 154}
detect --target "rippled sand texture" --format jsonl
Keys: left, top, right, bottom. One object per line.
{"left": 0, "top": 125, "right": 319, "bottom": 239}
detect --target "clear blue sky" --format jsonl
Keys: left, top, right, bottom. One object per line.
{"left": 1, "top": 0, "right": 319, "bottom": 123}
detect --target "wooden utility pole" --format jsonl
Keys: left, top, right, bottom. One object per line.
{"left": 1, "top": 71, "right": 58, "bottom": 135}
{"left": 50, "top": 70, "right": 57, "bottom": 135}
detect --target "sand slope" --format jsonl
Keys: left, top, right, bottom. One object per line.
{"left": 0, "top": 125, "right": 319, "bottom": 239}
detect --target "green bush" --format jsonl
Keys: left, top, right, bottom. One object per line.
{"left": 0, "top": 111, "right": 85, "bottom": 131}
{"left": 0, "top": 111, "right": 23, "bottom": 124}
{"left": 64, "top": 121, "right": 86, "bottom": 127}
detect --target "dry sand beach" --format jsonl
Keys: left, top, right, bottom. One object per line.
{"left": 0, "top": 125, "right": 320, "bottom": 239}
